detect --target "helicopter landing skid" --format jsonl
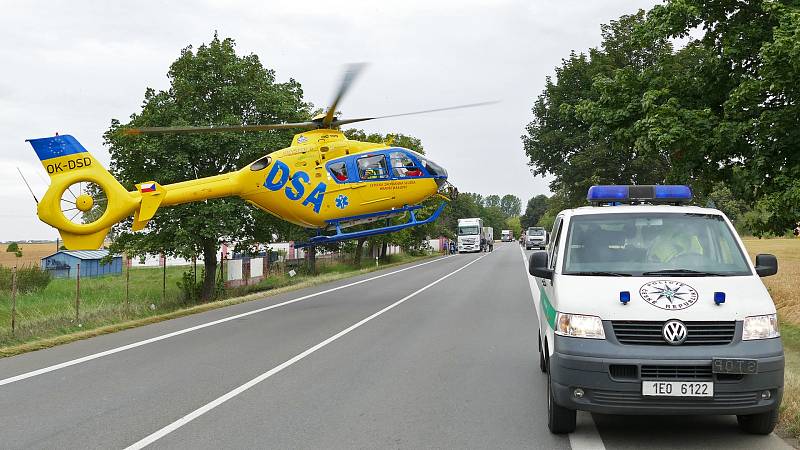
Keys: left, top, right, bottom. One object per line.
{"left": 294, "top": 202, "right": 446, "bottom": 248}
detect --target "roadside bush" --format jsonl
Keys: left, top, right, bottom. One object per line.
{"left": 176, "top": 270, "right": 202, "bottom": 303}
{"left": 0, "top": 266, "right": 51, "bottom": 293}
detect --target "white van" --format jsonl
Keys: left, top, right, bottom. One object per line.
{"left": 528, "top": 185, "right": 783, "bottom": 435}
{"left": 526, "top": 227, "right": 548, "bottom": 250}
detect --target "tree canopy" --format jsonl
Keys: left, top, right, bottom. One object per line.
{"left": 520, "top": 195, "right": 550, "bottom": 229}
{"left": 523, "top": 1, "right": 800, "bottom": 235}
{"left": 105, "top": 34, "right": 310, "bottom": 299}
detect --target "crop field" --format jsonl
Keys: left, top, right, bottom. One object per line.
{"left": 742, "top": 238, "right": 800, "bottom": 326}
{"left": 0, "top": 242, "right": 59, "bottom": 268}
{"left": 741, "top": 238, "right": 800, "bottom": 437}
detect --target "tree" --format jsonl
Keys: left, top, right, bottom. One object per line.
{"left": 520, "top": 195, "right": 550, "bottom": 229}
{"left": 484, "top": 195, "right": 501, "bottom": 209}
{"left": 499, "top": 194, "right": 522, "bottom": 217}
{"left": 6, "top": 242, "right": 22, "bottom": 260}
{"left": 524, "top": 2, "right": 800, "bottom": 235}
{"left": 523, "top": 11, "right": 683, "bottom": 208}
{"left": 505, "top": 215, "right": 522, "bottom": 237}
{"left": 645, "top": 0, "right": 800, "bottom": 235}
{"left": 105, "top": 34, "right": 310, "bottom": 300}
{"left": 441, "top": 192, "right": 483, "bottom": 236}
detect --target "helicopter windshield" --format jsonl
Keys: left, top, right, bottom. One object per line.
{"left": 405, "top": 150, "right": 446, "bottom": 178}
{"left": 390, "top": 151, "right": 424, "bottom": 177}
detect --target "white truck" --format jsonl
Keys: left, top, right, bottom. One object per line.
{"left": 501, "top": 229, "right": 513, "bottom": 242}
{"left": 483, "top": 227, "right": 494, "bottom": 252}
{"left": 457, "top": 218, "right": 485, "bottom": 253}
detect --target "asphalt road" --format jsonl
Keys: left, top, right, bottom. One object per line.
{"left": 0, "top": 243, "right": 792, "bottom": 449}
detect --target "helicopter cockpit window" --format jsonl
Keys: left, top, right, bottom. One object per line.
{"left": 250, "top": 156, "right": 272, "bottom": 171}
{"left": 328, "top": 161, "right": 349, "bottom": 182}
{"left": 419, "top": 156, "right": 447, "bottom": 177}
{"left": 390, "top": 151, "right": 424, "bottom": 178}
{"left": 357, "top": 154, "right": 389, "bottom": 180}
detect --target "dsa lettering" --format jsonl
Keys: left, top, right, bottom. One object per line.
{"left": 263, "top": 160, "right": 327, "bottom": 213}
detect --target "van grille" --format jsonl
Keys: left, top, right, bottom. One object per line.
{"left": 612, "top": 321, "right": 736, "bottom": 345}
{"left": 640, "top": 365, "right": 713, "bottom": 380}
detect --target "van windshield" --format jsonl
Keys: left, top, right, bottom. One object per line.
{"left": 459, "top": 226, "right": 480, "bottom": 235}
{"left": 527, "top": 229, "right": 544, "bottom": 236}
{"left": 562, "top": 213, "right": 752, "bottom": 276}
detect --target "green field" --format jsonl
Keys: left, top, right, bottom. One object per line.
{"left": 0, "top": 254, "right": 427, "bottom": 350}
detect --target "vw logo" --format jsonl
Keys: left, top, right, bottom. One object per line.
{"left": 662, "top": 320, "right": 688, "bottom": 345}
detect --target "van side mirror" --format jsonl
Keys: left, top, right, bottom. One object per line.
{"left": 528, "top": 251, "right": 553, "bottom": 280}
{"left": 754, "top": 254, "right": 778, "bottom": 277}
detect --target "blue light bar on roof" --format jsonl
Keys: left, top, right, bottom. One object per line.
{"left": 587, "top": 186, "right": 628, "bottom": 201}
{"left": 654, "top": 185, "right": 693, "bottom": 200}
{"left": 587, "top": 185, "right": 692, "bottom": 204}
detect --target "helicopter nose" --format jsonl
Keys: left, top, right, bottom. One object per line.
{"left": 421, "top": 157, "right": 447, "bottom": 179}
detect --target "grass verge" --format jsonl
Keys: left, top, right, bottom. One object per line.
{"left": 0, "top": 253, "right": 436, "bottom": 358}
{"left": 780, "top": 323, "right": 800, "bottom": 440}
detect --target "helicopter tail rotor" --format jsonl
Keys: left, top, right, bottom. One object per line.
{"left": 27, "top": 135, "right": 140, "bottom": 249}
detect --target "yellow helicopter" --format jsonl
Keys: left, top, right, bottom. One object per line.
{"left": 27, "top": 65, "right": 485, "bottom": 250}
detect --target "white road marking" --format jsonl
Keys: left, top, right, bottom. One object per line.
{"left": 124, "top": 252, "right": 490, "bottom": 449}
{"left": 571, "top": 411, "right": 606, "bottom": 450}
{"left": 0, "top": 255, "right": 454, "bottom": 387}
{"left": 517, "top": 246, "right": 607, "bottom": 450}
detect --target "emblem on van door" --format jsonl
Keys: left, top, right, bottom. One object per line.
{"left": 662, "top": 320, "right": 688, "bottom": 345}
{"left": 639, "top": 280, "right": 698, "bottom": 310}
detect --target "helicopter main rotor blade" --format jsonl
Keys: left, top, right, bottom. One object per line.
{"left": 322, "top": 63, "right": 367, "bottom": 128}
{"left": 124, "top": 122, "right": 319, "bottom": 135}
{"left": 330, "top": 100, "right": 499, "bottom": 127}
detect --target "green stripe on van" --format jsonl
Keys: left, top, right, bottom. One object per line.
{"left": 540, "top": 287, "right": 557, "bottom": 329}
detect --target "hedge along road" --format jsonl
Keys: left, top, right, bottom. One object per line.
{"left": 0, "top": 244, "right": 792, "bottom": 449}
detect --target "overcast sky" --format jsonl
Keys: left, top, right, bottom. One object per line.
{"left": 0, "top": 0, "right": 658, "bottom": 241}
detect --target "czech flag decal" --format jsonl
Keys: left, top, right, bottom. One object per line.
{"left": 141, "top": 183, "right": 157, "bottom": 193}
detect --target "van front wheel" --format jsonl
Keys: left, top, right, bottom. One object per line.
{"left": 547, "top": 364, "right": 576, "bottom": 433}
{"left": 737, "top": 408, "right": 778, "bottom": 434}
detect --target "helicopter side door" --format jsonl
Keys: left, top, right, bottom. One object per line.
{"left": 325, "top": 149, "right": 432, "bottom": 216}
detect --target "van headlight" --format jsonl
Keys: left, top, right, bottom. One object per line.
{"left": 555, "top": 313, "right": 606, "bottom": 339}
{"left": 742, "top": 314, "right": 780, "bottom": 340}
